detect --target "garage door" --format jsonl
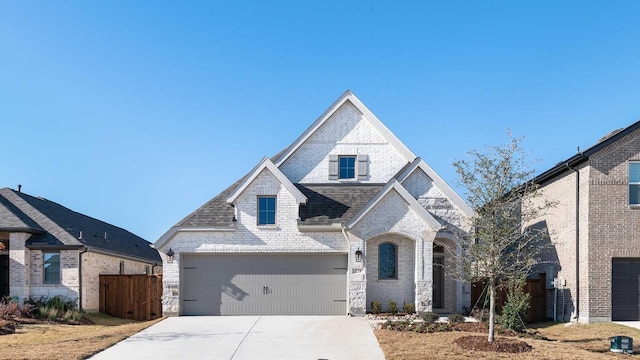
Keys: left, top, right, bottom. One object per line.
{"left": 181, "top": 254, "right": 347, "bottom": 316}
{"left": 612, "top": 258, "right": 640, "bottom": 321}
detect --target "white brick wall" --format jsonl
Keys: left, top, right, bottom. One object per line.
{"left": 279, "top": 101, "right": 409, "bottom": 183}
{"left": 28, "top": 249, "right": 79, "bottom": 302}
{"left": 365, "top": 234, "right": 415, "bottom": 312}
{"left": 402, "top": 168, "right": 465, "bottom": 228}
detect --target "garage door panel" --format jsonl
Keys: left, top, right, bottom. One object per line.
{"left": 182, "top": 254, "right": 347, "bottom": 315}
{"left": 612, "top": 259, "right": 640, "bottom": 321}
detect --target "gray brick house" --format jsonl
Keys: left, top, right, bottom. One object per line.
{"left": 0, "top": 187, "right": 161, "bottom": 311}
{"left": 155, "top": 91, "right": 473, "bottom": 316}
{"left": 532, "top": 120, "right": 640, "bottom": 322}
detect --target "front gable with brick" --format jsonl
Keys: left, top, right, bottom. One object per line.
{"left": 156, "top": 91, "right": 472, "bottom": 316}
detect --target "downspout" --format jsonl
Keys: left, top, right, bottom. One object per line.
{"left": 78, "top": 247, "right": 89, "bottom": 312}
{"left": 565, "top": 162, "right": 580, "bottom": 322}
{"left": 151, "top": 262, "right": 159, "bottom": 275}
{"left": 341, "top": 226, "right": 353, "bottom": 315}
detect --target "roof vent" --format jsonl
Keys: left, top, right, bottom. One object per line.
{"left": 599, "top": 128, "right": 623, "bottom": 143}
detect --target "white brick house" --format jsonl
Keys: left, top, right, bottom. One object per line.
{"left": 155, "top": 91, "right": 473, "bottom": 316}
{"left": 0, "top": 187, "right": 162, "bottom": 311}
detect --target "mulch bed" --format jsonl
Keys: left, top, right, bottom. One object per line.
{"left": 454, "top": 335, "right": 532, "bottom": 353}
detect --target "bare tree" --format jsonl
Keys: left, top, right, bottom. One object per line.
{"left": 452, "top": 132, "right": 555, "bottom": 342}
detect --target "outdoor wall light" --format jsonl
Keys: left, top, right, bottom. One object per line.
{"left": 166, "top": 248, "right": 175, "bottom": 263}
{"left": 355, "top": 248, "right": 363, "bottom": 262}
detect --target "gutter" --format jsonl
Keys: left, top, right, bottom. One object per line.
{"left": 78, "top": 247, "right": 88, "bottom": 312}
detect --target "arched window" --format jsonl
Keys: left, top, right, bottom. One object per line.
{"left": 378, "top": 242, "right": 397, "bottom": 279}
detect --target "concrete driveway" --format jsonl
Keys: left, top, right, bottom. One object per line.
{"left": 90, "top": 316, "right": 385, "bottom": 360}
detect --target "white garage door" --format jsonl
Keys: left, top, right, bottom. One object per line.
{"left": 181, "top": 254, "right": 348, "bottom": 316}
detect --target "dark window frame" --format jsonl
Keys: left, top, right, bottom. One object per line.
{"left": 338, "top": 156, "right": 356, "bottom": 179}
{"left": 378, "top": 242, "right": 398, "bottom": 280}
{"left": 257, "top": 195, "right": 277, "bottom": 225}
{"left": 43, "top": 251, "right": 61, "bottom": 284}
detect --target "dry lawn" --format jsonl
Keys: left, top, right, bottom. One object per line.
{"left": 0, "top": 313, "right": 163, "bottom": 360}
{"left": 376, "top": 322, "right": 640, "bottom": 360}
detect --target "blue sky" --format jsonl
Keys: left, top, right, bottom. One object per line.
{"left": 2, "top": 1, "right": 639, "bottom": 241}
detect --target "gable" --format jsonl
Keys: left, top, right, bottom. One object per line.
{"left": 277, "top": 91, "right": 416, "bottom": 184}
{"left": 348, "top": 184, "right": 440, "bottom": 241}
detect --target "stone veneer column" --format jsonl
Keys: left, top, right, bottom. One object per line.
{"left": 161, "top": 250, "right": 180, "bottom": 316}
{"left": 9, "top": 233, "right": 31, "bottom": 302}
{"left": 415, "top": 230, "right": 437, "bottom": 312}
{"left": 349, "top": 241, "right": 366, "bottom": 316}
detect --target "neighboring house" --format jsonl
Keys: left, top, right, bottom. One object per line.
{"left": 532, "top": 120, "right": 640, "bottom": 322}
{"left": 155, "top": 90, "right": 473, "bottom": 316}
{"left": 0, "top": 187, "right": 162, "bottom": 311}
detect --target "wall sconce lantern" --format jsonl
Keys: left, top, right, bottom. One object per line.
{"left": 355, "top": 248, "right": 363, "bottom": 262}
{"left": 166, "top": 248, "right": 175, "bottom": 263}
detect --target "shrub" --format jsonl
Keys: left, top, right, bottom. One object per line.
{"left": 46, "top": 296, "right": 66, "bottom": 312}
{"left": 419, "top": 312, "right": 440, "bottom": 323}
{"left": 371, "top": 300, "right": 382, "bottom": 314}
{"left": 71, "top": 311, "right": 84, "bottom": 322}
{"left": 500, "top": 280, "right": 530, "bottom": 333}
{"left": 447, "top": 313, "right": 465, "bottom": 323}
{"left": 0, "top": 300, "right": 20, "bottom": 319}
{"left": 46, "top": 307, "right": 59, "bottom": 321}
{"left": 403, "top": 302, "right": 415, "bottom": 314}
{"left": 388, "top": 301, "right": 398, "bottom": 314}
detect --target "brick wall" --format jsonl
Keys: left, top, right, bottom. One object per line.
{"left": 365, "top": 234, "right": 415, "bottom": 312}
{"left": 279, "top": 101, "right": 409, "bottom": 183}
{"left": 586, "top": 129, "right": 640, "bottom": 321}
{"left": 28, "top": 249, "right": 79, "bottom": 303}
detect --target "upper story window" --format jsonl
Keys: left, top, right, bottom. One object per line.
{"left": 630, "top": 162, "right": 640, "bottom": 205}
{"left": 258, "top": 196, "right": 276, "bottom": 225}
{"left": 339, "top": 156, "right": 356, "bottom": 179}
{"left": 43, "top": 251, "right": 60, "bottom": 284}
{"left": 378, "top": 242, "right": 397, "bottom": 279}
{"left": 329, "top": 154, "right": 368, "bottom": 180}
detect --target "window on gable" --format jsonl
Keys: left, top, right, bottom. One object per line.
{"left": 378, "top": 242, "right": 397, "bottom": 279}
{"left": 339, "top": 156, "right": 356, "bottom": 179}
{"left": 258, "top": 196, "right": 276, "bottom": 225}
{"left": 630, "top": 162, "right": 640, "bottom": 205}
{"left": 43, "top": 252, "right": 60, "bottom": 284}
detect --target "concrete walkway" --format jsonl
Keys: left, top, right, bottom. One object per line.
{"left": 90, "top": 316, "right": 385, "bottom": 360}
{"left": 614, "top": 321, "right": 640, "bottom": 331}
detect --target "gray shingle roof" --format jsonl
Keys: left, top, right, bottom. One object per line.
{"left": 0, "top": 188, "right": 160, "bottom": 263}
{"left": 177, "top": 177, "right": 245, "bottom": 228}
{"left": 296, "top": 184, "right": 384, "bottom": 225}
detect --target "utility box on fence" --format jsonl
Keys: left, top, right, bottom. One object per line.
{"left": 610, "top": 335, "right": 633, "bottom": 354}
{"left": 99, "top": 274, "right": 163, "bottom": 321}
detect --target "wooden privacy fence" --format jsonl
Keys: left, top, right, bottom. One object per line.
{"left": 471, "top": 274, "right": 547, "bottom": 323}
{"left": 99, "top": 274, "right": 162, "bottom": 321}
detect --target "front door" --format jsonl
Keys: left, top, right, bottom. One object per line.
{"left": 433, "top": 256, "right": 444, "bottom": 309}
{"left": 0, "top": 254, "right": 8, "bottom": 298}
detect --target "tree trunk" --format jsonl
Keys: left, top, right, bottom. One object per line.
{"left": 488, "top": 281, "right": 496, "bottom": 342}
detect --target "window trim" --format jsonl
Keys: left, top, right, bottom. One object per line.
{"left": 630, "top": 161, "right": 640, "bottom": 205}
{"left": 338, "top": 155, "right": 356, "bottom": 180}
{"left": 43, "top": 251, "right": 61, "bottom": 284}
{"left": 378, "top": 242, "right": 398, "bottom": 280}
{"left": 257, "top": 195, "right": 277, "bottom": 226}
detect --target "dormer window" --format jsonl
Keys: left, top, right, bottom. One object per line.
{"left": 339, "top": 156, "right": 356, "bottom": 179}
{"left": 258, "top": 196, "right": 277, "bottom": 225}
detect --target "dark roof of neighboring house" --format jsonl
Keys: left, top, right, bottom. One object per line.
{"left": 534, "top": 120, "right": 640, "bottom": 185}
{"left": 296, "top": 184, "right": 384, "bottom": 225}
{"left": 0, "top": 188, "right": 160, "bottom": 263}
